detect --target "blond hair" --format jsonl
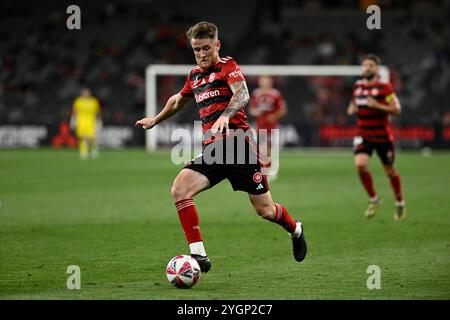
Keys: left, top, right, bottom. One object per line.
{"left": 186, "top": 21, "right": 218, "bottom": 40}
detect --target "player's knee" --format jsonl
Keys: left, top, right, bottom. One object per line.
{"left": 356, "top": 164, "right": 368, "bottom": 173}
{"left": 385, "top": 167, "right": 397, "bottom": 177}
{"left": 171, "top": 182, "right": 190, "bottom": 202}
{"left": 254, "top": 202, "right": 276, "bottom": 220}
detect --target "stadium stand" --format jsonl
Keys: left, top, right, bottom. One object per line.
{"left": 0, "top": 0, "right": 448, "bottom": 147}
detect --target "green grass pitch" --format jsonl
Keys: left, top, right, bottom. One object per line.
{"left": 0, "top": 148, "right": 449, "bottom": 299}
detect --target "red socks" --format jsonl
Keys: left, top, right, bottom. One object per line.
{"left": 388, "top": 172, "right": 403, "bottom": 202}
{"left": 175, "top": 199, "right": 202, "bottom": 244}
{"left": 272, "top": 203, "right": 297, "bottom": 233}
{"left": 176, "top": 198, "right": 298, "bottom": 244}
{"left": 358, "top": 167, "right": 404, "bottom": 202}
{"left": 358, "top": 169, "right": 377, "bottom": 198}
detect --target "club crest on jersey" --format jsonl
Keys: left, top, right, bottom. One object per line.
{"left": 209, "top": 72, "right": 215, "bottom": 82}
{"left": 253, "top": 172, "right": 263, "bottom": 183}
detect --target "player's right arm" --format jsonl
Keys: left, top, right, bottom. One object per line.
{"left": 135, "top": 93, "right": 191, "bottom": 130}
{"left": 249, "top": 93, "right": 263, "bottom": 117}
{"left": 347, "top": 83, "right": 358, "bottom": 116}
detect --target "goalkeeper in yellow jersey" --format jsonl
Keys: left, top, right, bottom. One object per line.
{"left": 70, "top": 88, "right": 102, "bottom": 160}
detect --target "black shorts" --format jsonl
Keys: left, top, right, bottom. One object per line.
{"left": 353, "top": 136, "right": 395, "bottom": 165}
{"left": 184, "top": 135, "right": 269, "bottom": 195}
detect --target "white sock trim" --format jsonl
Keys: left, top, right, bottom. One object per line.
{"left": 395, "top": 200, "right": 405, "bottom": 207}
{"left": 290, "top": 222, "right": 303, "bottom": 239}
{"left": 189, "top": 241, "right": 207, "bottom": 256}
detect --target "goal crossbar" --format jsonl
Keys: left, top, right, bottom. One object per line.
{"left": 145, "top": 65, "right": 389, "bottom": 150}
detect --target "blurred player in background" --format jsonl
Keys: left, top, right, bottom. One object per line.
{"left": 136, "top": 21, "right": 307, "bottom": 273}
{"left": 347, "top": 54, "right": 406, "bottom": 220}
{"left": 70, "top": 88, "right": 102, "bottom": 160}
{"left": 249, "top": 75, "right": 288, "bottom": 181}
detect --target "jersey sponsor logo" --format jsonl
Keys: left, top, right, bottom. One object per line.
{"left": 228, "top": 70, "right": 243, "bottom": 78}
{"left": 355, "top": 97, "right": 368, "bottom": 106}
{"left": 195, "top": 90, "right": 220, "bottom": 103}
{"left": 253, "top": 172, "right": 263, "bottom": 183}
{"left": 257, "top": 102, "right": 274, "bottom": 111}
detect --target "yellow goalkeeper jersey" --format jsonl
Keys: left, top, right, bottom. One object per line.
{"left": 73, "top": 97, "right": 101, "bottom": 138}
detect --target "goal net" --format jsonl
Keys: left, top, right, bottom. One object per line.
{"left": 145, "top": 64, "right": 389, "bottom": 151}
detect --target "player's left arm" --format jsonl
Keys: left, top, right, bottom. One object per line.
{"left": 212, "top": 80, "right": 250, "bottom": 134}
{"left": 366, "top": 85, "right": 401, "bottom": 115}
{"left": 269, "top": 99, "right": 288, "bottom": 122}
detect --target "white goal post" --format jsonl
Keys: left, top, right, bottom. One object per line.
{"left": 145, "top": 65, "right": 389, "bottom": 151}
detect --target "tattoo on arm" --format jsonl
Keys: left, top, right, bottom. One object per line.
{"left": 221, "top": 81, "right": 250, "bottom": 119}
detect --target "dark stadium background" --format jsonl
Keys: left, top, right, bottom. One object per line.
{"left": 1, "top": 1, "right": 450, "bottom": 303}
{"left": 0, "top": 0, "right": 448, "bottom": 149}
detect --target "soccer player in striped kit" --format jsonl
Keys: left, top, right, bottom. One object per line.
{"left": 136, "top": 22, "right": 307, "bottom": 272}
{"left": 347, "top": 54, "right": 406, "bottom": 220}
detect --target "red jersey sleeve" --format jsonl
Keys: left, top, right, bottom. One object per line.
{"left": 224, "top": 60, "right": 246, "bottom": 86}
{"left": 384, "top": 82, "right": 394, "bottom": 95}
{"left": 179, "top": 73, "right": 194, "bottom": 97}
{"left": 274, "top": 91, "right": 287, "bottom": 112}
{"left": 383, "top": 82, "right": 396, "bottom": 104}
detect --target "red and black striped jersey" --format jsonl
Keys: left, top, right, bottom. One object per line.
{"left": 179, "top": 56, "right": 250, "bottom": 144}
{"left": 352, "top": 79, "right": 396, "bottom": 143}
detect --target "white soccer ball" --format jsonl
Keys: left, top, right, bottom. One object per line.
{"left": 166, "top": 255, "right": 201, "bottom": 289}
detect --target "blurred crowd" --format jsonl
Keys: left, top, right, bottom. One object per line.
{"left": 0, "top": 0, "right": 449, "bottom": 129}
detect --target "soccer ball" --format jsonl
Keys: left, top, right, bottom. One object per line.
{"left": 166, "top": 255, "right": 201, "bottom": 289}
